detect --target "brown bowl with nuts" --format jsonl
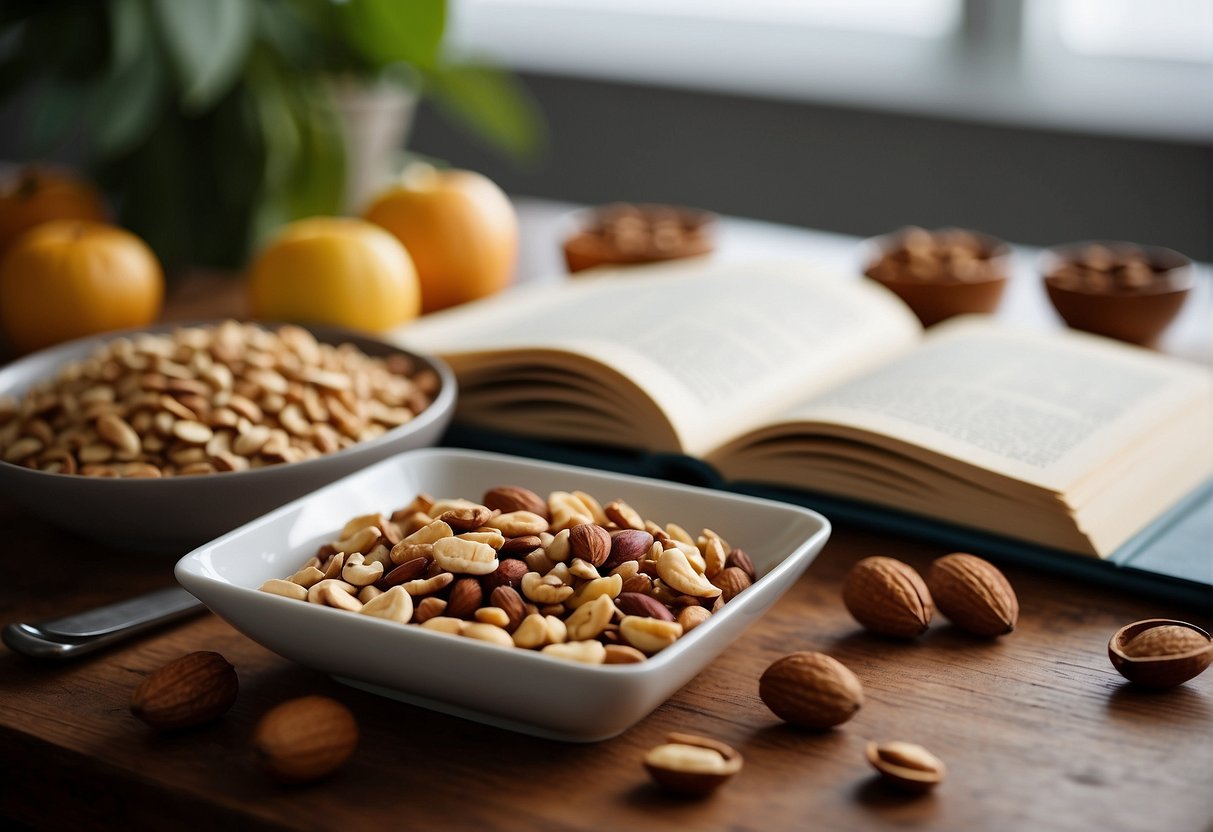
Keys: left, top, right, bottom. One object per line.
{"left": 862, "top": 226, "right": 1011, "bottom": 327}
{"left": 0, "top": 321, "right": 456, "bottom": 549}
{"left": 561, "top": 202, "right": 716, "bottom": 274}
{"left": 1041, "top": 242, "right": 1194, "bottom": 347}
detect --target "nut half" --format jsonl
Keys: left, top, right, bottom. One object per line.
{"left": 866, "top": 741, "right": 945, "bottom": 793}
{"left": 1108, "top": 619, "right": 1213, "bottom": 689}
{"left": 643, "top": 732, "right": 743, "bottom": 796}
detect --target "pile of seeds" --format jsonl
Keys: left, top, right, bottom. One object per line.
{"left": 0, "top": 321, "right": 439, "bottom": 478}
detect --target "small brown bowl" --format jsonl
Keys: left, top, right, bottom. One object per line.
{"left": 861, "top": 227, "right": 1011, "bottom": 327}
{"left": 562, "top": 203, "right": 716, "bottom": 274}
{"left": 1041, "top": 242, "right": 1193, "bottom": 347}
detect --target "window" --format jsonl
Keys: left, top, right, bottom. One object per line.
{"left": 450, "top": 0, "right": 1213, "bottom": 141}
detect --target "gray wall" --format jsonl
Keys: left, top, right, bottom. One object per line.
{"left": 411, "top": 72, "right": 1213, "bottom": 260}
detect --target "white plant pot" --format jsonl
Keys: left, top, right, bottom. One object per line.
{"left": 329, "top": 76, "right": 419, "bottom": 214}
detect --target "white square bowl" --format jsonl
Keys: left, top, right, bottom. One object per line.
{"left": 175, "top": 448, "right": 830, "bottom": 742}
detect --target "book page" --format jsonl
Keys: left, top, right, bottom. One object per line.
{"left": 395, "top": 259, "right": 922, "bottom": 455}
{"left": 782, "top": 317, "right": 1213, "bottom": 494}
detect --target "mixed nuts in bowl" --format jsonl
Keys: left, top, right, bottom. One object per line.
{"left": 0, "top": 320, "right": 456, "bottom": 548}
{"left": 175, "top": 448, "right": 830, "bottom": 741}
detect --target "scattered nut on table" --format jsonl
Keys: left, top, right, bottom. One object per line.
{"left": 643, "top": 732, "right": 742, "bottom": 796}
{"left": 758, "top": 651, "right": 864, "bottom": 729}
{"left": 1107, "top": 619, "right": 1213, "bottom": 689}
{"left": 252, "top": 695, "right": 359, "bottom": 784}
{"left": 925, "top": 553, "right": 1019, "bottom": 636}
{"left": 842, "top": 556, "right": 933, "bottom": 638}
{"left": 259, "top": 485, "right": 757, "bottom": 665}
{"left": 866, "top": 741, "right": 946, "bottom": 793}
{"left": 129, "top": 651, "right": 238, "bottom": 731}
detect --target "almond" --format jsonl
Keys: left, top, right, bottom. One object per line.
{"left": 446, "top": 577, "right": 485, "bottom": 619}
{"left": 499, "top": 534, "right": 543, "bottom": 557}
{"left": 377, "top": 556, "right": 431, "bottom": 589}
{"left": 842, "top": 556, "right": 933, "bottom": 638}
{"left": 252, "top": 696, "right": 358, "bottom": 784}
{"left": 710, "top": 566, "right": 752, "bottom": 602}
{"left": 603, "top": 528, "right": 654, "bottom": 571}
{"left": 568, "top": 522, "right": 612, "bottom": 567}
{"left": 926, "top": 553, "right": 1018, "bottom": 636}
{"left": 725, "top": 548, "right": 757, "bottom": 582}
{"left": 130, "top": 651, "right": 238, "bottom": 731}
{"left": 482, "top": 558, "right": 529, "bottom": 592}
{"left": 676, "top": 605, "right": 711, "bottom": 633}
{"left": 413, "top": 596, "right": 447, "bottom": 623}
{"left": 482, "top": 485, "right": 549, "bottom": 519}
{"left": 759, "top": 651, "right": 863, "bottom": 729}
{"left": 615, "top": 591, "right": 675, "bottom": 621}
{"left": 490, "top": 585, "right": 527, "bottom": 632}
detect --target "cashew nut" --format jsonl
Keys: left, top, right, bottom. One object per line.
{"left": 432, "top": 537, "right": 499, "bottom": 576}
{"left": 620, "top": 615, "right": 683, "bottom": 654}
{"left": 541, "top": 640, "right": 606, "bottom": 664}
{"left": 657, "top": 547, "right": 722, "bottom": 598}
{"left": 359, "top": 585, "right": 413, "bottom": 624}
{"left": 521, "top": 571, "right": 574, "bottom": 604}
{"left": 259, "top": 578, "right": 307, "bottom": 600}
{"left": 341, "top": 552, "right": 384, "bottom": 587}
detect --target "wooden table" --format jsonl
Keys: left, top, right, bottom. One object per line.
{"left": 2, "top": 209, "right": 1211, "bottom": 831}
{"left": 3, "top": 507, "right": 1210, "bottom": 831}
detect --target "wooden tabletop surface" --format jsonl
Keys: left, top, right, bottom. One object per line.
{"left": 2, "top": 501, "right": 1210, "bottom": 832}
{"left": 2, "top": 211, "right": 1212, "bottom": 831}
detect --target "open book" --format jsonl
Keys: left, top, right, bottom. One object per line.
{"left": 392, "top": 260, "right": 1213, "bottom": 561}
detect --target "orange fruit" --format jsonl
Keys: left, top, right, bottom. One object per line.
{"left": 363, "top": 165, "right": 517, "bottom": 313}
{"left": 247, "top": 217, "right": 421, "bottom": 332}
{"left": 0, "top": 167, "right": 109, "bottom": 256}
{"left": 0, "top": 220, "right": 163, "bottom": 354}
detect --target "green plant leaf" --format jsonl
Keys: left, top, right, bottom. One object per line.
{"left": 108, "top": 0, "right": 148, "bottom": 74}
{"left": 88, "top": 0, "right": 165, "bottom": 157}
{"left": 281, "top": 86, "right": 346, "bottom": 220}
{"left": 24, "top": 80, "right": 87, "bottom": 155}
{"left": 338, "top": 0, "right": 445, "bottom": 71}
{"left": 151, "top": 0, "right": 254, "bottom": 114}
{"left": 426, "top": 62, "right": 545, "bottom": 163}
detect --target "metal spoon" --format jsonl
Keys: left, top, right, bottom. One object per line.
{"left": 2, "top": 587, "right": 205, "bottom": 660}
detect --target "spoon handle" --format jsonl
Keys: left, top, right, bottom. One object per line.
{"left": 3, "top": 587, "right": 205, "bottom": 660}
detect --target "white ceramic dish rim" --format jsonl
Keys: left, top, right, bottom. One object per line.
{"left": 0, "top": 320, "right": 458, "bottom": 488}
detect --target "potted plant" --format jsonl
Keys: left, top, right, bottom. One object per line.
{"left": 0, "top": 0, "right": 542, "bottom": 269}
